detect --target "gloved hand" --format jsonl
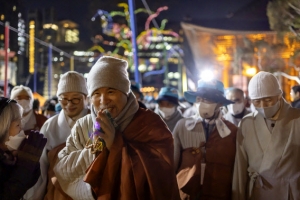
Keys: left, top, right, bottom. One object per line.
{"left": 16, "top": 130, "right": 47, "bottom": 173}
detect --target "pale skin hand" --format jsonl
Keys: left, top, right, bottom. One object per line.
{"left": 95, "top": 109, "right": 115, "bottom": 150}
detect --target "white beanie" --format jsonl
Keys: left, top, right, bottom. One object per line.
{"left": 56, "top": 71, "right": 88, "bottom": 96}
{"left": 248, "top": 71, "right": 282, "bottom": 99}
{"left": 10, "top": 85, "right": 33, "bottom": 101}
{"left": 87, "top": 56, "right": 130, "bottom": 96}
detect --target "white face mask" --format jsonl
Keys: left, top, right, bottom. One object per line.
{"left": 255, "top": 100, "right": 280, "bottom": 119}
{"left": 195, "top": 102, "right": 217, "bottom": 119}
{"left": 158, "top": 107, "right": 176, "bottom": 119}
{"left": 227, "top": 102, "right": 245, "bottom": 115}
{"left": 17, "top": 99, "right": 32, "bottom": 113}
{"left": 5, "top": 130, "right": 26, "bottom": 151}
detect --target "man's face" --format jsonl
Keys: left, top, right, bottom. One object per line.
{"left": 251, "top": 95, "right": 280, "bottom": 108}
{"left": 59, "top": 92, "right": 86, "bottom": 118}
{"left": 158, "top": 100, "right": 175, "bottom": 109}
{"left": 91, "top": 87, "right": 127, "bottom": 118}
{"left": 226, "top": 90, "right": 245, "bottom": 104}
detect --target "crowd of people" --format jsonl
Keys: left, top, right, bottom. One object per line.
{"left": 0, "top": 55, "right": 300, "bottom": 200}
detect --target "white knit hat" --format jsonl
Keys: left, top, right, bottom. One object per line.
{"left": 10, "top": 85, "right": 33, "bottom": 100}
{"left": 87, "top": 56, "right": 130, "bottom": 96}
{"left": 248, "top": 71, "right": 282, "bottom": 99}
{"left": 56, "top": 71, "right": 88, "bottom": 96}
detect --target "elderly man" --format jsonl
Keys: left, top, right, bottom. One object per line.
{"left": 173, "top": 79, "right": 237, "bottom": 200}
{"left": 54, "top": 56, "right": 179, "bottom": 200}
{"left": 224, "top": 87, "right": 251, "bottom": 126}
{"left": 154, "top": 87, "right": 183, "bottom": 132}
{"left": 10, "top": 85, "right": 47, "bottom": 135}
{"left": 232, "top": 71, "right": 300, "bottom": 200}
{"left": 23, "top": 71, "right": 90, "bottom": 200}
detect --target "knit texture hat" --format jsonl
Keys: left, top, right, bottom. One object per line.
{"left": 56, "top": 71, "right": 88, "bottom": 96}
{"left": 10, "top": 85, "right": 33, "bottom": 100}
{"left": 87, "top": 56, "right": 130, "bottom": 96}
{"left": 248, "top": 71, "right": 282, "bottom": 99}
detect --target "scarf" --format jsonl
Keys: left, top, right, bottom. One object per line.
{"left": 91, "top": 92, "right": 139, "bottom": 132}
{"left": 185, "top": 110, "right": 231, "bottom": 138}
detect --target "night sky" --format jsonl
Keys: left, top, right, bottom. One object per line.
{"left": 22, "top": 0, "right": 268, "bottom": 43}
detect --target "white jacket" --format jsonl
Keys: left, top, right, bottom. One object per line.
{"left": 53, "top": 114, "right": 95, "bottom": 200}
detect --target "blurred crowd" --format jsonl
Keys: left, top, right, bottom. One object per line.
{"left": 1, "top": 56, "right": 300, "bottom": 200}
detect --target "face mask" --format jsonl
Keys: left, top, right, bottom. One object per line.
{"left": 227, "top": 102, "right": 245, "bottom": 115}
{"left": 195, "top": 102, "right": 217, "bottom": 119}
{"left": 255, "top": 100, "right": 280, "bottom": 119}
{"left": 5, "top": 130, "right": 26, "bottom": 151}
{"left": 17, "top": 99, "right": 32, "bottom": 113}
{"left": 158, "top": 107, "right": 176, "bottom": 119}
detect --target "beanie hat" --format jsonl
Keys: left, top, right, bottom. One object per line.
{"left": 10, "top": 85, "right": 33, "bottom": 101}
{"left": 87, "top": 56, "right": 130, "bottom": 96}
{"left": 56, "top": 71, "right": 88, "bottom": 97}
{"left": 248, "top": 71, "right": 282, "bottom": 99}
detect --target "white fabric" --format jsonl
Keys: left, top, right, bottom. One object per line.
{"left": 21, "top": 110, "right": 35, "bottom": 130}
{"left": 87, "top": 56, "right": 130, "bottom": 96}
{"left": 23, "top": 109, "right": 89, "bottom": 200}
{"left": 10, "top": 85, "right": 33, "bottom": 102}
{"left": 65, "top": 108, "right": 88, "bottom": 129}
{"left": 53, "top": 115, "right": 95, "bottom": 200}
{"left": 248, "top": 71, "right": 282, "bottom": 99}
{"left": 223, "top": 109, "right": 251, "bottom": 127}
{"left": 5, "top": 130, "right": 26, "bottom": 151}
{"left": 232, "top": 100, "right": 300, "bottom": 200}
{"left": 227, "top": 102, "right": 245, "bottom": 115}
{"left": 184, "top": 111, "right": 231, "bottom": 138}
{"left": 56, "top": 71, "right": 88, "bottom": 96}
{"left": 17, "top": 99, "right": 32, "bottom": 113}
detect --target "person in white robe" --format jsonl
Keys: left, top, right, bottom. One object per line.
{"left": 232, "top": 71, "right": 300, "bottom": 200}
{"left": 23, "top": 71, "right": 90, "bottom": 200}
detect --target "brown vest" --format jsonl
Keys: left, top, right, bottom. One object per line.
{"left": 177, "top": 120, "right": 237, "bottom": 200}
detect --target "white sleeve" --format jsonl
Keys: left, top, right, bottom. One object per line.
{"left": 232, "top": 126, "right": 248, "bottom": 200}
{"left": 54, "top": 121, "right": 95, "bottom": 200}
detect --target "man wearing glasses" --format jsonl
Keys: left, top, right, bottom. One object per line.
{"left": 24, "top": 71, "right": 89, "bottom": 200}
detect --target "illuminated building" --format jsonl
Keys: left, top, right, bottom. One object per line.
{"left": 0, "top": 0, "right": 24, "bottom": 90}
{"left": 181, "top": 23, "right": 300, "bottom": 101}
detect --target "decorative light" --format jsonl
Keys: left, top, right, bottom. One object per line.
{"left": 200, "top": 69, "right": 214, "bottom": 81}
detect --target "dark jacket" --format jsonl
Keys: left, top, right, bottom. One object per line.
{"left": 0, "top": 149, "right": 40, "bottom": 200}
{"left": 291, "top": 99, "right": 300, "bottom": 108}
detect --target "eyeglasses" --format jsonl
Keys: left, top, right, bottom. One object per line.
{"left": 59, "top": 98, "right": 82, "bottom": 105}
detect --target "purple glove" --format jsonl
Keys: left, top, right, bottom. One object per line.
{"left": 16, "top": 130, "right": 47, "bottom": 172}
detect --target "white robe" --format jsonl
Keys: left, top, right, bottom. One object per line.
{"left": 232, "top": 99, "right": 300, "bottom": 200}
{"left": 53, "top": 114, "right": 95, "bottom": 200}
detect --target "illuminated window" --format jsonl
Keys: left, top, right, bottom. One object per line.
{"left": 65, "top": 29, "right": 79, "bottom": 43}
{"left": 29, "top": 20, "right": 35, "bottom": 74}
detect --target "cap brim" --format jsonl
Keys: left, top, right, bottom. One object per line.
{"left": 184, "top": 89, "right": 234, "bottom": 106}
{"left": 155, "top": 96, "right": 179, "bottom": 106}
